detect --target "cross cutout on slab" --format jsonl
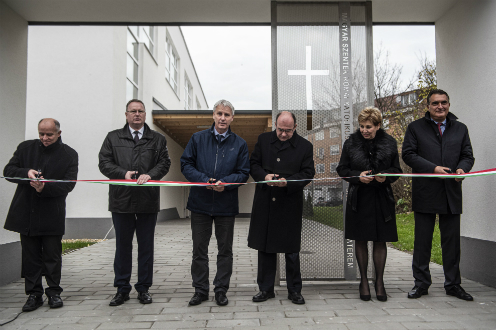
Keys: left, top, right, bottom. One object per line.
{"left": 288, "top": 46, "right": 329, "bottom": 110}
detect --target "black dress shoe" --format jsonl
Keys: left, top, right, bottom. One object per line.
{"left": 22, "top": 294, "right": 44, "bottom": 312}
{"left": 48, "top": 294, "right": 63, "bottom": 308}
{"left": 359, "top": 282, "right": 371, "bottom": 301}
{"left": 189, "top": 292, "right": 208, "bottom": 306}
{"left": 252, "top": 291, "right": 275, "bottom": 302}
{"left": 109, "top": 292, "right": 130, "bottom": 306}
{"left": 446, "top": 285, "right": 473, "bottom": 301}
{"left": 408, "top": 286, "right": 429, "bottom": 299}
{"left": 215, "top": 291, "right": 228, "bottom": 306}
{"left": 288, "top": 291, "right": 305, "bottom": 305}
{"left": 137, "top": 291, "right": 153, "bottom": 304}
{"left": 374, "top": 283, "right": 387, "bottom": 302}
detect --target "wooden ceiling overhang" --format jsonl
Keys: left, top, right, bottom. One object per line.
{"left": 152, "top": 110, "right": 269, "bottom": 154}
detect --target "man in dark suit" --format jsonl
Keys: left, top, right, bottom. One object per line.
{"left": 402, "top": 89, "right": 475, "bottom": 301}
{"left": 4, "top": 118, "right": 78, "bottom": 312}
{"left": 99, "top": 99, "right": 171, "bottom": 306}
{"left": 248, "top": 111, "right": 315, "bottom": 305}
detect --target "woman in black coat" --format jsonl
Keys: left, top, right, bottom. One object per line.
{"left": 337, "top": 107, "right": 402, "bottom": 302}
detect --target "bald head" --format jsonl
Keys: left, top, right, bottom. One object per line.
{"left": 38, "top": 118, "right": 60, "bottom": 132}
{"left": 275, "top": 111, "right": 297, "bottom": 141}
{"left": 38, "top": 118, "right": 61, "bottom": 147}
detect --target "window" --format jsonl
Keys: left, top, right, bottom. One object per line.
{"left": 317, "top": 148, "right": 324, "bottom": 159}
{"left": 126, "top": 27, "right": 139, "bottom": 101}
{"left": 184, "top": 75, "right": 193, "bottom": 110}
{"left": 382, "top": 119, "right": 390, "bottom": 130}
{"left": 330, "top": 145, "right": 339, "bottom": 155}
{"left": 165, "top": 34, "right": 179, "bottom": 94}
{"left": 316, "top": 164, "right": 325, "bottom": 173}
{"left": 141, "top": 26, "right": 155, "bottom": 54}
{"left": 330, "top": 162, "right": 338, "bottom": 173}
{"left": 315, "top": 131, "right": 324, "bottom": 141}
{"left": 329, "top": 127, "right": 339, "bottom": 138}
{"left": 196, "top": 97, "right": 202, "bottom": 110}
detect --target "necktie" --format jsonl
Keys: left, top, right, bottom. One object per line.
{"left": 134, "top": 131, "right": 140, "bottom": 144}
{"left": 217, "top": 135, "right": 223, "bottom": 144}
{"left": 437, "top": 123, "right": 443, "bottom": 137}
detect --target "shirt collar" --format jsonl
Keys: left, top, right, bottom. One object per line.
{"left": 214, "top": 127, "right": 228, "bottom": 138}
{"left": 129, "top": 125, "right": 145, "bottom": 136}
{"left": 430, "top": 117, "right": 446, "bottom": 126}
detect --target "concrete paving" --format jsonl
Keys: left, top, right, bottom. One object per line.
{"left": 0, "top": 218, "right": 495, "bottom": 330}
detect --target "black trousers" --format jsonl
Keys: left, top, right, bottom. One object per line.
{"left": 20, "top": 234, "right": 63, "bottom": 297}
{"left": 190, "top": 212, "right": 235, "bottom": 294}
{"left": 257, "top": 251, "right": 302, "bottom": 293}
{"left": 413, "top": 212, "right": 461, "bottom": 290}
{"left": 112, "top": 212, "right": 157, "bottom": 294}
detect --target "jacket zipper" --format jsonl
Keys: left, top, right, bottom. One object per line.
{"left": 212, "top": 141, "right": 219, "bottom": 215}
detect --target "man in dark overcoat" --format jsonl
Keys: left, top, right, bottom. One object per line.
{"left": 402, "top": 89, "right": 475, "bottom": 301}
{"left": 4, "top": 118, "right": 78, "bottom": 312}
{"left": 248, "top": 111, "right": 315, "bottom": 305}
{"left": 99, "top": 99, "right": 171, "bottom": 306}
{"left": 180, "top": 99, "right": 250, "bottom": 307}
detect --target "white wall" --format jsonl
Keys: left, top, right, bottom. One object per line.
{"left": 26, "top": 26, "right": 120, "bottom": 218}
{"left": 25, "top": 25, "right": 211, "bottom": 219}
{"left": 0, "top": 1, "right": 28, "bottom": 245}
{"left": 436, "top": 0, "right": 496, "bottom": 242}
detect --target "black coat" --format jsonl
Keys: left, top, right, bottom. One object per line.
{"left": 98, "top": 124, "right": 171, "bottom": 213}
{"left": 248, "top": 131, "right": 315, "bottom": 253}
{"left": 337, "top": 129, "right": 401, "bottom": 242}
{"left": 4, "top": 138, "right": 78, "bottom": 236}
{"left": 402, "top": 112, "right": 474, "bottom": 214}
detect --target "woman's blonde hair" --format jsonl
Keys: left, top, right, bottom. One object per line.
{"left": 358, "top": 107, "right": 382, "bottom": 126}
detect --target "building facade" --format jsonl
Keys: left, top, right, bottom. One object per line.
{"left": 24, "top": 25, "right": 210, "bottom": 238}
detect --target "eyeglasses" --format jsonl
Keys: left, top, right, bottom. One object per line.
{"left": 127, "top": 110, "right": 145, "bottom": 114}
{"left": 276, "top": 127, "right": 295, "bottom": 134}
{"left": 430, "top": 101, "right": 448, "bottom": 106}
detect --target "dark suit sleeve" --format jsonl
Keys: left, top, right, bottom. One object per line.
{"left": 220, "top": 141, "right": 250, "bottom": 191}
{"left": 456, "top": 127, "right": 475, "bottom": 173}
{"left": 40, "top": 149, "right": 78, "bottom": 198}
{"left": 147, "top": 137, "right": 171, "bottom": 180}
{"left": 3, "top": 144, "right": 30, "bottom": 185}
{"left": 285, "top": 141, "right": 315, "bottom": 195}
{"left": 180, "top": 135, "right": 210, "bottom": 184}
{"left": 98, "top": 133, "right": 128, "bottom": 179}
{"left": 336, "top": 139, "right": 363, "bottom": 184}
{"left": 402, "top": 123, "right": 437, "bottom": 173}
{"left": 250, "top": 135, "right": 268, "bottom": 182}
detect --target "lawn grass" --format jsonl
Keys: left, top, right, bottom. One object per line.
{"left": 307, "top": 208, "right": 443, "bottom": 265}
{"left": 392, "top": 212, "right": 442, "bottom": 265}
{"left": 61, "top": 239, "right": 100, "bottom": 254}
{"left": 306, "top": 205, "right": 344, "bottom": 230}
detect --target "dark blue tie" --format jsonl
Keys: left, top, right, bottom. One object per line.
{"left": 134, "top": 131, "right": 140, "bottom": 144}
{"left": 217, "top": 135, "right": 223, "bottom": 144}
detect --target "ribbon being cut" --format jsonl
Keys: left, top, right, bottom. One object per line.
{"left": 2, "top": 168, "right": 496, "bottom": 186}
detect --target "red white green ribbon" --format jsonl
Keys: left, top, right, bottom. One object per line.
{"left": 2, "top": 167, "right": 496, "bottom": 186}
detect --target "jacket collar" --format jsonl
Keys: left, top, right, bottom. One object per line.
{"left": 120, "top": 123, "right": 153, "bottom": 140}
{"left": 209, "top": 123, "right": 232, "bottom": 139}
{"left": 38, "top": 136, "right": 63, "bottom": 151}
{"left": 424, "top": 111, "right": 458, "bottom": 124}
{"left": 270, "top": 129, "right": 300, "bottom": 148}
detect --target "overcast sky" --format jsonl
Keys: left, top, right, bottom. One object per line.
{"left": 181, "top": 25, "right": 435, "bottom": 110}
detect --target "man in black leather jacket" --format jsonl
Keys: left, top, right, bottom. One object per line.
{"left": 99, "top": 99, "right": 170, "bottom": 306}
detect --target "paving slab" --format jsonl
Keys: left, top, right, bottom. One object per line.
{"left": 0, "top": 218, "right": 494, "bottom": 330}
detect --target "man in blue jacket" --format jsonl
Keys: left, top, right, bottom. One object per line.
{"left": 180, "top": 99, "right": 250, "bottom": 306}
